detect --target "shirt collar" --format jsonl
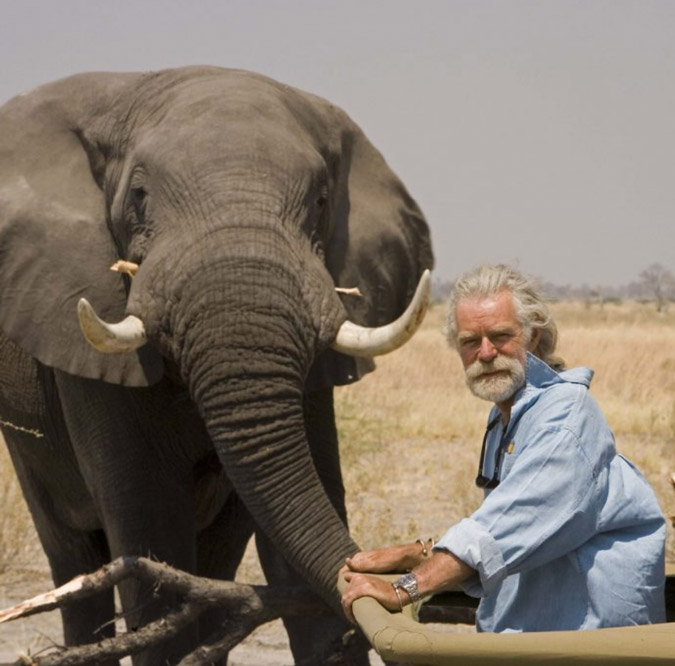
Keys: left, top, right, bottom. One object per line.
{"left": 502, "top": 353, "right": 594, "bottom": 426}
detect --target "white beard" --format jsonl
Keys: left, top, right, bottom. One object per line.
{"left": 465, "top": 355, "right": 525, "bottom": 404}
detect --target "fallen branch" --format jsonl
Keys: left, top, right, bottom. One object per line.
{"left": 0, "top": 556, "right": 332, "bottom": 665}
{"left": 1, "top": 556, "right": 480, "bottom": 665}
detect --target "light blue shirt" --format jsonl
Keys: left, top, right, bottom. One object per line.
{"left": 435, "top": 353, "right": 666, "bottom": 632}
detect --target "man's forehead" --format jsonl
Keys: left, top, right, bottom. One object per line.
{"left": 455, "top": 291, "right": 519, "bottom": 329}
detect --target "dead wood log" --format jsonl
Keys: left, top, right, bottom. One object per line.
{"left": 0, "top": 556, "right": 333, "bottom": 665}
{"left": 0, "top": 556, "right": 479, "bottom": 665}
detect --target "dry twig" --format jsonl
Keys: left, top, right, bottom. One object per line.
{"left": 0, "top": 556, "right": 332, "bottom": 665}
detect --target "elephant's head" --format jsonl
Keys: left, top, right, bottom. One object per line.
{"left": 0, "top": 67, "right": 433, "bottom": 607}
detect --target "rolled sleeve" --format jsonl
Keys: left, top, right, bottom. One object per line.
{"left": 434, "top": 518, "right": 508, "bottom": 597}
{"left": 470, "top": 425, "right": 600, "bottom": 573}
{"left": 434, "top": 424, "right": 602, "bottom": 601}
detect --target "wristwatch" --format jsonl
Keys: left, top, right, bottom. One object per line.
{"left": 392, "top": 572, "right": 421, "bottom": 603}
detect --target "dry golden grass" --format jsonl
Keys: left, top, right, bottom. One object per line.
{"left": 0, "top": 446, "right": 42, "bottom": 578}
{"left": 337, "top": 300, "right": 675, "bottom": 561}
{"left": 552, "top": 301, "right": 675, "bottom": 440}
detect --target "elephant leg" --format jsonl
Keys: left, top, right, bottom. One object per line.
{"left": 256, "top": 387, "right": 369, "bottom": 665}
{"left": 53, "top": 371, "right": 200, "bottom": 666}
{"left": 52, "top": 530, "right": 116, "bottom": 654}
{"left": 196, "top": 456, "right": 255, "bottom": 582}
{"left": 194, "top": 487, "right": 256, "bottom": 664}
{"left": 3, "top": 429, "right": 118, "bottom": 666}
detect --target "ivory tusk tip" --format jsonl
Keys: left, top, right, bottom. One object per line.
{"left": 110, "top": 260, "right": 139, "bottom": 276}
{"left": 335, "top": 286, "right": 363, "bottom": 297}
{"left": 77, "top": 299, "right": 147, "bottom": 354}
{"left": 77, "top": 297, "right": 95, "bottom": 323}
{"left": 331, "top": 268, "right": 432, "bottom": 358}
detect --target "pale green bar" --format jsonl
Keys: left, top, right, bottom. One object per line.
{"left": 338, "top": 566, "right": 675, "bottom": 665}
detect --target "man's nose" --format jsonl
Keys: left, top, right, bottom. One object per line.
{"left": 478, "top": 336, "right": 498, "bottom": 361}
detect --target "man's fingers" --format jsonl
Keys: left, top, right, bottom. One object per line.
{"left": 341, "top": 553, "right": 368, "bottom": 573}
{"left": 341, "top": 595, "right": 357, "bottom": 625}
{"left": 344, "top": 555, "right": 364, "bottom": 571}
{"left": 343, "top": 606, "right": 356, "bottom": 625}
{"left": 341, "top": 588, "right": 359, "bottom": 624}
{"left": 340, "top": 573, "right": 374, "bottom": 624}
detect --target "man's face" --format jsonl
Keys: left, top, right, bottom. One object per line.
{"left": 455, "top": 290, "right": 532, "bottom": 405}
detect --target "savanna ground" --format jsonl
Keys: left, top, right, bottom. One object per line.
{"left": 0, "top": 300, "right": 673, "bottom": 664}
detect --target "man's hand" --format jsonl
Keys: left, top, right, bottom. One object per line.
{"left": 340, "top": 571, "right": 401, "bottom": 625}
{"left": 340, "top": 541, "right": 428, "bottom": 576}
{"left": 340, "top": 548, "right": 476, "bottom": 625}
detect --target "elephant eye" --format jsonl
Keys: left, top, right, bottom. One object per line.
{"left": 315, "top": 181, "right": 329, "bottom": 210}
{"left": 312, "top": 232, "right": 325, "bottom": 261}
{"left": 130, "top": 186, "right": 147, "bottom": 220}
{"left": 309, "top": 222, "right": 326, "bottom": 260}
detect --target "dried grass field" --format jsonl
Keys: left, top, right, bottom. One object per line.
{"left": 0, "top": 300, "right": 673, "bottom": 663}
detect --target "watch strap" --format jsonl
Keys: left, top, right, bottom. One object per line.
{"left": 393, "top": 572, "right": 421, "bottom": 603}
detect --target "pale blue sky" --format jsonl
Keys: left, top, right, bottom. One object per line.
{"left": 2, "top": 0, "right": 674, "bottom": 286}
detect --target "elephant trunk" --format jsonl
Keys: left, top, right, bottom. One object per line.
{"left": 132, "top": 227, "right": 357, "bottom": 606}
{"left": 198, "top": 372, "right": 357, "bottom": 604}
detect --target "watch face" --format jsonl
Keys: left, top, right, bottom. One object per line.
{"left": 395, "top": 573, "right": 420, "bottom": 601}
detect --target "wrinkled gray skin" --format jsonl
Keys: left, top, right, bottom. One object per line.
{"left": 0, "top": 67, "right": 432, "bottom": 665}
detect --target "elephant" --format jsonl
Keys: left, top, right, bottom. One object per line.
{"left": 0, "top": 66, "right": 433, "bottom": 665}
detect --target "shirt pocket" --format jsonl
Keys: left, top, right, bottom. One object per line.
{"left": 499, "top": 442, "right": 518, "bottom": 480}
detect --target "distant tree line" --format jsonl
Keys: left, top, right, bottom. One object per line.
{"left": 431, "top": 262, "right": 675, "bottom": 312}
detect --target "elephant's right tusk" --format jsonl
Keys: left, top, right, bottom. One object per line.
{"left": 77, "top": 298, "right": 147, "bottom": 354}
{"left": 331, "top": 269, "right": 431, "bottom": 358}
{"left": 335, "top": 286, "right": 363, "bottom": 297}
{"left": 110, "top": 260, "right": 140, "bottom": 277}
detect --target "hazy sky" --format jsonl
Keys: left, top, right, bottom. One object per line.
{"left": 2, "top": 0, "right": 674, "bottom": 286}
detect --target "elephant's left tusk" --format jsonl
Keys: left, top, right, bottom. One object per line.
{"left": 331, "top": 269, "right": 431, "bottom": 358}
{"left": 77, "top": 298, "right": 147, "bottom": 354}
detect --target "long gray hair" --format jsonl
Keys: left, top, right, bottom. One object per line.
{"left": 445, "top": 264, "right": 565, "bottom": 371}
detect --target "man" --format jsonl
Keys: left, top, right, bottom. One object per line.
{"left": 341, "top": 264, "right": 666, "bottom": 631}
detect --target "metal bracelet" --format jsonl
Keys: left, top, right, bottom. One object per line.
{"left": 391, "top": 582, "right": 404, "bottom": 611}
{"left": 393, "top": 572, "right": 421, "bottom": 603}
{"left": 416, "top": 537, "right": 436, "bottom": 557}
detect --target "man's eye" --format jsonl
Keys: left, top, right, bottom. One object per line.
{"left": 491, "top": 333, "right": 513, "bottom": 344}
{"left": 461, "top": 338, "right": 479, "bottom": 348}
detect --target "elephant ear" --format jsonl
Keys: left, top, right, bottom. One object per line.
{"left": 0, "top": 76, "right": 163, "bottom": 386}
{"left": 308, "top": 107, "right": 434, "bottom": 389}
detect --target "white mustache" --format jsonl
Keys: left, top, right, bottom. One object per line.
{"left": 465, "top": 355, "right": 521, "bottom": 382}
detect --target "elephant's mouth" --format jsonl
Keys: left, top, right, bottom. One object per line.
{"left": 76, "top": 269, "right": 431, "bottom": 359}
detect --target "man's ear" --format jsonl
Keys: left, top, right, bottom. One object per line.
{"left": 528, "top": 326, "right": 542, "bottom": 353}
